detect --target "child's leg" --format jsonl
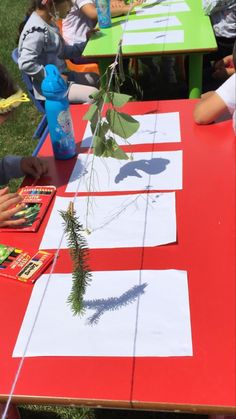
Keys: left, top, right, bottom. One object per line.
{"left": 70, "top": 56, "right": 98, "bottom": 65}
{"left": 68, "top": 83, "right": 99, "bottom": 103}
{"left": 67, "top": 71, "right": 100, "bottom": 88}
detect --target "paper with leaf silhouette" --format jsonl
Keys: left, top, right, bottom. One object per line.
{"left": 13, "top": 270, "right": 192, "bottom": 357}
{"left": 136, "top": 2, "right": 190, "bottom": 15}
{"left": 40, "top": 192, "right": 176, "bottom": 249}
{"left": 121, "top": 16, "right": 181, "bottom": 31}
{"left": 81, "top": 112, "right": 181, "bottom": 148}
{"left": 122, "top": 30, "right": 184, "bottom": 45}
{"left": 66, "top": 150, "right": 182, "bottom": 193}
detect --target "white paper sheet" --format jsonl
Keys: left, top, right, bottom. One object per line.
{"left": 122, "top": 30, "right": 184, "bottom": 46}
{"left": 136, "top": 2, "right": 190, "bottom": 15}
{"left": 81, "top": 112, "right": 181, "bottom": 148}
{"left": 13, "top": 270, "right": 192, "bottom": 358}
{"left": 121, "top": 16, "right": 181, "bottom": 31}
{"left": 40, "top": 192, "right": 176, "bottom": 249}
{"left": 66, "top": 150, "right": 182, "bottom": 193}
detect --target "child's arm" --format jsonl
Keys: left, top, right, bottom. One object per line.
{"left": 80, "top": 2, "right": 98, "bottom": 20}
{"left": 20, "top": 157, "right": 48, "bottom": 179}
{"left": 79, "top": 0, "right": 143, "bottom": 20}
{"left": 110, "top": 0, "right": 143, "bottom": 17}
{"left": 63, "top": 42, "right": 86, "bottom": 60}
{"left": 194, "top": 91, "right": 229, "bottom": 124}
{"left": 0, "top": 156, "right": 48, "bottom": 185}
{"left": 0, "top": 156, "right": 23, "bottom": 185}
{"left": 18, "top": 30, "right": 45, "bottom": 82}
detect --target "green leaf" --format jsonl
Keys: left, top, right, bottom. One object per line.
{"left": 83, "top": 103, "right": 98, "bottom": 121}
{"left": 107, "top": 138, "right": 129, "bottom": 160}
{"left": 104, "top": 92, "right": 132, "bottom": 107}
{"left": 106, "top": 109, "right": 140, "bottom": 139}
{"left": 97, "top": 138, "right": 128, "bottom": 160}
{"left": 99, "top": 121, "right": 110, "bottom": 136}
{"left": 93, "top": 135, "right": 105, "bottom": 156}
{"left": 89, "top": 89, "right": 104, "bottom": 102}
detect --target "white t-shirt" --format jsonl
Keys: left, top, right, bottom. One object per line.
{"left": 62, "top": 0, "right": 96, "bottom": 45}
{"left": 216, "top": 73, "right": 236, "bottom": 134}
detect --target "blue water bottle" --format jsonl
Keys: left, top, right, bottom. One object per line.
{"left": 95, "top": 0, "right": 111, "bottom": 28}
{"left": 41, "top": 64, "right": 76, "bottom": 160}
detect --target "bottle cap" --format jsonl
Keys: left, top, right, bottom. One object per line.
{"left": 41, "top": 64, "right": 68, "bottom": 99}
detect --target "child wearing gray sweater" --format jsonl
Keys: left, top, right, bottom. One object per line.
{"left": 18, "top": 0, "right": 99, "bottom": 103}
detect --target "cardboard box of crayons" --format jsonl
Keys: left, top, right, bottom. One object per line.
{"left": 0, "top": 244, "right": 54, "bottom": 284}
{"left": 1, "top": 185, "right": 56, "bottom": 232}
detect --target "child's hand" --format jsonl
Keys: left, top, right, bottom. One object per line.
{"left": 215, "top": 55, "right": 234, "bottom": 69}
{"left": 86, "top": 28, "right": 100, "bottom": 40}
{"left": 133, "top": 0, "right": 144, "bottom": 6}
{"left": 200, "top": 91, "right": 215, "bottom": 99}
{"left": 20, "top": 157, "right": 48, "bottom": 180}
{"left": 213, "top": 55, "right": 235, "bottom": 80}
{"left": 110, "top": 0, "right": 127, "bottom": 11}
{"left": 129, "top": 0, "right": 144, "bottom": 9}
{"left": 0, "top": 187, "right": 26, "bottom": 227}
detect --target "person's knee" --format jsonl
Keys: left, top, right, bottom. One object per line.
{"left": 87, "top": 86, "right": 99, "bottom": 103}
{"left": 68, "top": 84, "right": 99, "bottom": 103}
{"left": 85, "top": 72, "right": 100, "bottom": 88}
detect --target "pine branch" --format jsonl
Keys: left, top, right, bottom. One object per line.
{"left": 60, "top": 203, "right": 92, "bottom": 316}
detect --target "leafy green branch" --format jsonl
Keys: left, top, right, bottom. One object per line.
{"left": 83, "top": 72, "right": 140, "bottom": 160}
{"left": 60, "top": 59, "right": 142, "bottom": 315}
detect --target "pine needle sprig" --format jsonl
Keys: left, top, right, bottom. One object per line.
{"left": 60, "top": 203, "right": 92, "bottom": 316}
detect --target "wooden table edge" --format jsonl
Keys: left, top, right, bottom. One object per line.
{"left": 84, "top": 48, "right": 218, "bottom": 59}
{"left": 0, "top": 395, "right": 235, "bottom": 414}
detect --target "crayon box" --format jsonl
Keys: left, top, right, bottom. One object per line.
{"left": 1, "top": 185, "right": 56, "bottom": 232}
{"left": 0, "top": 243, "right": 54, "bottom": 284}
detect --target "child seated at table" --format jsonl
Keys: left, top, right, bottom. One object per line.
{"left": 18, "top": 0, "right": 99, "bottom": 104}
{"left": 0, "top": 155, "right": 48, "bottom": 227}
{"left": 62, "top": 0, "right": 143, "bottom": 51}
{"left": 194, "top": 41, "right": 236, "bottom": 133}
{"left": 202, "top": 0, "right": 236, "bottom": 90}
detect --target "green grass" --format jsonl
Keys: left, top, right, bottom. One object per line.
{"left": 19, "top": 405, "right": 95, "bottom": 419}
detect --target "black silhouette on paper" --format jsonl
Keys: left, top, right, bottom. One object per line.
{"left": 115, "top": 157, "right": 170, "bottom": 183}
{"left": 84, "top": 283, "right": 147, "bottom": 325}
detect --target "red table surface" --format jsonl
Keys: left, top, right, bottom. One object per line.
{"left": 0, "top": 100, "right": 235, "bottom": 413}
